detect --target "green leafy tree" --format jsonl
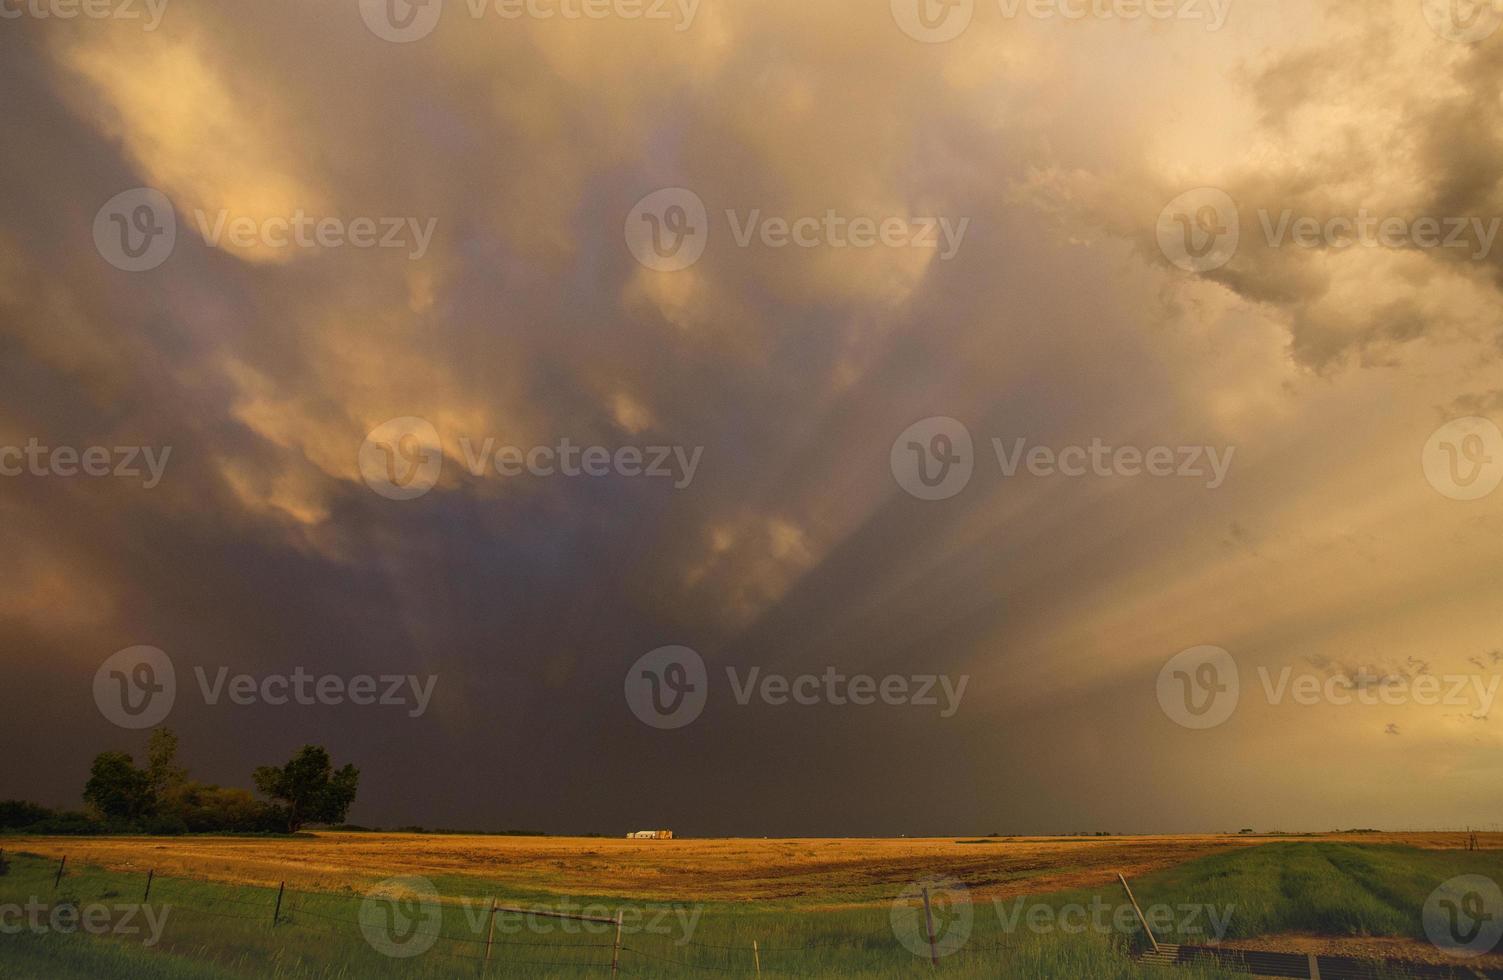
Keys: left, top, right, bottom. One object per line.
{"left": 252, "top": 746, "right": 359, "bottom": 833}
{"left": 163, "top": 783, "right": 279, "bottom": 833}
{"left": 0, "top": 800, "right": 53, "bottom": 829}
{"left": 83, "top": 752, "right": 153, "bottom": 821}
{"left": 146, "top": 728, "right": 188, "bottom": 799}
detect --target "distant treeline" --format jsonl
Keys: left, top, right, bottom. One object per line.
{"left": 331, "top": 826, "right": 563, "bottom": 836}
{"left": 0, "top": 729, "right": 358, "bottom": 836}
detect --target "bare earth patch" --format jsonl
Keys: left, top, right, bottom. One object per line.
{"left": 1212, "top": 932, "right": 1503, "bottom": 971}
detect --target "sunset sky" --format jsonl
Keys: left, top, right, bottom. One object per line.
{"left": 1, "top": 0, "right": 1501, "bottom": 836}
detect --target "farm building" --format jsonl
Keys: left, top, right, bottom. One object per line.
{"left": 627, "top": 829, "right": 673, "bottom": 839}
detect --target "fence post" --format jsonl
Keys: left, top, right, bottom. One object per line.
{"left": 484, "top": 899, "right": 498, "bottom": 968}
{"left": 1117, "top": 873, "right": 1159, "bottom": 953}
{"left": 611, "top": 909, "right": 623, "bottom": 977}
{"left": 53, "top": 855, "right": 66, "bottom": 890}
{"left": 144, "top": 869, "right": 154, "bottom": 902}
{"left": 753, "top": 939, "right": 761, "bottom": 977}
{"left": 922, "top": 885, "right": 940, "bottom": 967}
{"left": 272, "top": 881, "right": 285, "bottom": 927}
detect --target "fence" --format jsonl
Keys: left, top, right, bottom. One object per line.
{"left": 0, "top": 851, "right": 1022, "bottom": 977}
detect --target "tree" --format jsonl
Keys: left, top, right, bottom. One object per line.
{"left": 163, "top": 782, "right": 279, "bottom": 833}
{"left": 0, "top": 800, "right": 53, "bottom": 829}
{"left": 252, "top": 746, "right": 359, "bottom": 833}
{"left": 146, "top": 728, "right": 187, "bottom": 798}
{"left": 83, "top": 752, "right": 154, "bottom": 821}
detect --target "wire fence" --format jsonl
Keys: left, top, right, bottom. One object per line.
{"left": 0, "top": 850, "right": 1011, "bottom": 977}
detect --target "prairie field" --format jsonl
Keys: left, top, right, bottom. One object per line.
{"left": 3, "top": 832, "right": 1501, "bottom": 979}
{"left": 5, "top": 830, "right": 1488, "bottom": 906}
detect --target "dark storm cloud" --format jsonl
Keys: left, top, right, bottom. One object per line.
{"left": 2, "top": 0, "right": 1502, "bottom": 835}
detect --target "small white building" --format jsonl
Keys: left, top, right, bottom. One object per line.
{"left": 627, "top": 829, "right": 674, "bottom": 839}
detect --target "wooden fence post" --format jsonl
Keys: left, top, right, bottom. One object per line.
{"left": 922, "top": 885, "right": 939, "bottom": 967}
{"left": 611, "top": 909, "right": 623, "bottom": 977}
{"left": 53, "top": 855, "right": 66, "bottom": 890}
{"left": 272, "top": 881, "right": 285, "bottom": 926}
{"left": 1117, "top": 873, "right": 1159, "bottom": 953}
{"left": 484, "top": 899, "right": 498, "bottom": 968}
{"left": 144, "top": 869, "right": 154, "bottom": 902}
{"left": 753, "top": 939, "right": 761, "bottom": 977}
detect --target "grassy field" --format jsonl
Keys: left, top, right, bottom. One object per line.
{"left": 0, "top": 834, "right": 1497, "bottom": 978}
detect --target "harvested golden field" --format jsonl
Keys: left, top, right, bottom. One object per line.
{"left": 8, "top": 831, "right": 1489, "bottom": 906}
